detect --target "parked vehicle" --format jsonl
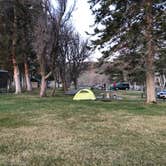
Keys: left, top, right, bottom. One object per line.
{"left": 157, "top": 90, "right": 166, "bottom": 99}
{"left": 92, "top": 84, "right": 103, "bottom": 90}
{"left": 110, "top": 82, "right": 130, "bottom": 90}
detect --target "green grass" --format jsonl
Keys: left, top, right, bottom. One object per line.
{"left": 0, "top": 90, "right": 166, "bottom": 165}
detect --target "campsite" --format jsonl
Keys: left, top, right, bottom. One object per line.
{"left": 0, "top": 90, "right": 166, "bottom": 165}
{"left": 73, "top": 89, "right": 96, "bottom": 100}
{"left": 0, "top": 0, "right": 166, "bottom": 165}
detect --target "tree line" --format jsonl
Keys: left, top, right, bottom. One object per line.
{"left": 0, "top": 0, "right": 90, "bottom": 97}
{"left": 88, "top": 0, "right": 166, "bottom": 103}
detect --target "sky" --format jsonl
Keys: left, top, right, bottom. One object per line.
{"left": 71, "top": 0, "right": 102, "bottom": 61}
{"left": 51, "top": 0, "right": 94, "bottom": 38}
{"left": 71, "top": 0, "right": 94, "bottom": 38}
{"left": 51, "top": 0, "right": 102, "bottom": 61}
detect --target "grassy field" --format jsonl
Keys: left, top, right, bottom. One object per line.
{"left": 0, "top": 90, "right": 166, "bottom": 165}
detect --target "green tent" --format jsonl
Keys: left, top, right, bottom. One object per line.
{"left": 73, "top": 89, "right": 96, "bottom": 100}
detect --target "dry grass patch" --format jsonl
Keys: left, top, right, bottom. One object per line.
{"left": 0, "top": 93, "right": 166, "bottom": 165}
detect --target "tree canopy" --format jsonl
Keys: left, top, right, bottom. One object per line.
{"left": 88, "top": 0, "right": 166, "bottom": 103}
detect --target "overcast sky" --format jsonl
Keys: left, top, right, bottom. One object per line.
{"left": 71, "top": 0, "right": 102, "bottom": 61}
{"left": 71, "top": 0, "right": 94, "bottom": 38}
{"left": 51, "top": 0, "right": 102, "bottom": 61}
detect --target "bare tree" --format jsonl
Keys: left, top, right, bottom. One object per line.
{"left": 67, "top": 33, "right": 90, "bottom": 89}
{"left": 56, "top": 25, "right": 71, "bottom": 92}
{"left": 34, "top": 0, "right": 75, "bottom": 96}
{"left": 48, "top": 0, "right": 76, "bottom": 95}
{"left": 34, "top": 0, "right": 51, "bottom": 97}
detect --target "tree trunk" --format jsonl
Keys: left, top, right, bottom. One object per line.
{"left": 51, "top": 72, "right": 56, "bottom": 96}
{"left": 62, "top": 78, "right": 68, "bottom": 92}
{"left": 39, "top": 55, "right": 47, "bottom": 97}
{"left": 162, "top": 74, "right": 166, "bottom": 88}
{"left": 12, "top": 56, "right": 21, "bottom": 94}
{"left": 12, "top": 7, "right": 21, "bottom": 94}
{"left": 57, "top": 72, "right": 61, "bottom": 88}
{"left": 61, "top": 75, "right": 68, "bottom": 92}
{"left": 24, "top": 61, "right": 32, "bottom": 91}
{"left": 60, "top": 70, "right": 68, "bottom": 92}
{"left": 122, "top": 70, "right": 128, "bottom": 82}
{"left": 40, "top": 75, "right": 47, "bottom": 97}
{"left": 21, "top": 73, "right": 26, "bottom": 90}
{"left": 145, "top": 0, "right": 156, "bottom": 103}
{"left": 73, "top": 78, "right": 78, "bottom": 90}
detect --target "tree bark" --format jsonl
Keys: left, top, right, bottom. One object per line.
{"left": 61, "top": 74, "right": 68, "bottom": 92}
{"left": 145, "top": 0, "right": 156, "bottom": 103}
{"left": 62, "top": 79, "right": 68, "bottom": 92}
{"left": 24, "top": 61, "right": 32, "bottom": 91}
{"left": 122, "top": 70, "right": 128, "bottom": 82}
{"left": 73, "top": 78, "right": 78, "bottom": 90}
{"left": 59, "top": 69, "right": 68, "bottom": 92}
{"left": 40, "top": 75, "right": 47, "bottom": 97}
{"left": 51, "top": 72, "right": 56, "bottom": 96}
{"left": 12, "top": 6, "right": 21, "bottom": 94}
{"left": 39, "top": 55, "right": 47, "bottom": 97}
{"left": 162, "top": 74, "right": 166, "bottom": 88}
{"left": 21, "top": 73, "right": 26, "bottom": 90}
{"left": 12, "top": 56, "right": 21, "bottom": 94}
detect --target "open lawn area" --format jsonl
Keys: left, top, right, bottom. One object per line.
{"left": 0, "top": 91, "right": 166, "bottom": 165}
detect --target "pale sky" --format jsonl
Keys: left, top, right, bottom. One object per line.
{"left": 51, "top": 0, "right": 94, "bottom": 37}
{"left": 71, "top": 0, "right": 102, "bottom": 61}
{"left": 51, "top": 0, "right": 102, "bottom": 61}
{"left": 71, "top": 0, "right": 94, "bottom": 38}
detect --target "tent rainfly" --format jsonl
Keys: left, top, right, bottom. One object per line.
{"left": 73, "top": 89, "right": 96, "bottom": 100}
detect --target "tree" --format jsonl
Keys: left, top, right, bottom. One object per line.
{"left": 34, "top": 0, "right": 75, "bottom": 96}
{"left": 67, "top": 33, "right": 90, "bottom": 89}
{"left": 1, "top": 0, "right": 91, "bottom": 97}
{"left": 12, "top": 2, "right": 22, "bottom": 94}
{"left": 88, "top": 0, "right": 165, "bottom": 103}
{"left": 16, "top": 0, "right": 35, "bottom": 91}
{"left": 48, "top": 0, "right": 76, "bottom": 94}
{"left": 33, "top": 0, "right": 51, "bottom": 97}
{"left": 0, "top": 0, "right": 23, "bottom": 94}
{"left": 0, "top": 0, "right": 36, "bottom": 93}
{"left": 50, "top": 1, "right": 70, "bottom": 93}
{"left": 0, "top": 2, "right": 12, "bottom": 71}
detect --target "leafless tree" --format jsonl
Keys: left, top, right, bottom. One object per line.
{"left": 34, "top": 0, "right": 76, "bottom": 97}
{"left": 67, "top": 33, "right": 90, "bottom": 89}
{"left": 48, "top": 0, "right": 76, "bottom": 95}
{"left": 34, "top": 0, "right": 51, "bottom": 97}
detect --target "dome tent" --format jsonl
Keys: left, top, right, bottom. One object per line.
{"left": 73, "top": 89, "right": 96, "bottom": 100}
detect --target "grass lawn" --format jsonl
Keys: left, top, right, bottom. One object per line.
{"left": 0, "top": 90, "right": 166, "bottom": 165}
